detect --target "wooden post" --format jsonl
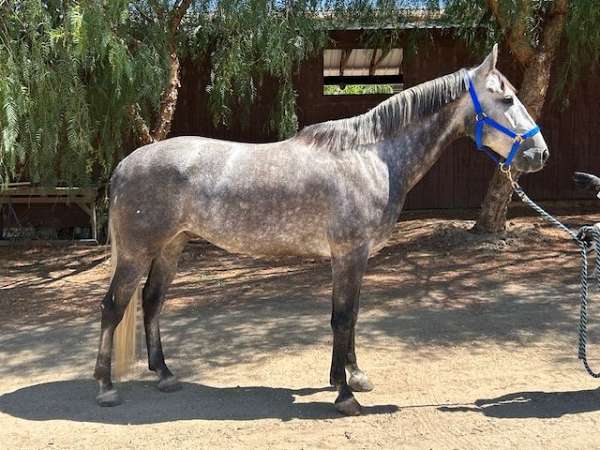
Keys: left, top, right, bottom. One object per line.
{"left": 91, "top": 201, "right": 97, "bottom": 242}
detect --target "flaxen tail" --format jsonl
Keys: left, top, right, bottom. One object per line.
{"left": 110, "top": 216, "right": 141, "bottom": 380}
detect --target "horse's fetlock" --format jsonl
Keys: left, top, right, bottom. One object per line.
{"left": 101, "top": 292, "right": 115, "bottom": 310}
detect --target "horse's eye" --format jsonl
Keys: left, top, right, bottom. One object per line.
{"left": 502, "top": 95, "right": 514, "bottom": 105}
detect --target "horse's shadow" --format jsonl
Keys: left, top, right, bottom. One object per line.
{"left": 439, "top": 388, "right": 600, "bottom": 419}
{"left": 0, "top": 380, "right": 397, "bottom": 424}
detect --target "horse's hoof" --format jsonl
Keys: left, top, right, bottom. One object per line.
{"left": 348, "top": 371, "right": 374, "bottom": 392}
{"left": 157, "top": 375, "right": 181, "bottom": 393}
{"left": 96, "top": 389, "right": 121, "bottom": 407}
{"left": 335, "top": 395, "right": 362, "bottom": 416}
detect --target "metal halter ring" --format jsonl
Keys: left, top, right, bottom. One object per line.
{"left": 500, "top": 163, "right": 518, "bottom": 187}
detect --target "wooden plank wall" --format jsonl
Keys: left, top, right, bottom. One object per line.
{"left": 171, "top": 29, "right": 600, "bottom": 210}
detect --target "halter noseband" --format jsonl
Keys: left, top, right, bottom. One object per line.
{"left": 467, "top": 75, "right": 540, "bottom": 170}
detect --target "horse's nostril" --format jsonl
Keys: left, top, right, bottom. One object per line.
{"left": 542, "top": 148, "right": 549, "bottom": 162}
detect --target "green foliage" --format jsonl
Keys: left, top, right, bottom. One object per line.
{"left": 0, "top": 0, "right": 443, "bottom": 185}
{"left": 443, "top": 0, "right": 600, "bottom": 93}
{"left": 0, "top": 0, "right": 170, "bottom": 185}
{"left": 186, "top": 0, "right": 328, "bottom": 139}
{"left": 563, "top": 0, "right": 600, "bottom": 89}
{"left": 324, "top": 84, "right": 395, "bottom": 95}
{"left": 442, "top": 1, "right": 555, "bottom": 55}
{"left": 185, "top": 0, "right": 440, "bottom": 139}
{"left": 442, "top": 0, "right": 499, "bottom": 55}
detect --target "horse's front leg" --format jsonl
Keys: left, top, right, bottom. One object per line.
{"left": 329, "top": 243, "right": 370, "bottom": 415}
{"left": 345, "top": 327, "right": 374, "bottom": 392}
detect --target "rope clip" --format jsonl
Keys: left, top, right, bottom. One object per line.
{"left": 499, "top": 163, "right": 518, "bottom": 187}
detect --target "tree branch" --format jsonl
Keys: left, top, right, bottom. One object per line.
{"left": 151, "top": 51, "right": 181, "bottom": 141}
{"left": 149, "top": 0, "right": 165, "bottom": 19}
{"left": 486, "top": 0, "right": 536, "bottom": 64}
{"left": 127, "top": 104, "right": 155, "bottom": 146}
{"left": 518, "top": 0, "right": 568, "bottom": 117}
{"left": 150, "top": 0, "right": 193, "bottom": 141}
{"left": 169, "top": 0, "right": 193, "bottom": 34}
{"left": 132, "top": 3, "right": 154, "bottom": 24}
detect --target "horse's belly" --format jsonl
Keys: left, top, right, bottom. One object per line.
{"left": 192, "top": 221, "right": 331, "bottom": 258}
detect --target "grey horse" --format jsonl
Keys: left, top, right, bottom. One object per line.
{"left": 94, "top": 44, "right": 549, "bottom": 415}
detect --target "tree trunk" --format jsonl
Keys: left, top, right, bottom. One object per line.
{"left": 127, "top": 104, "right": 155, "bottom": 146}
{"left": 127, "top": 0, "right": 191, "bottom": 144}
{"left": 473, "top": 1, "right": 568, "bottom": 233}
{"left": 151, "top": 48, "right": 180, "bottom": 141}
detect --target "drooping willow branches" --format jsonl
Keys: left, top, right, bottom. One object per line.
{"left": 0, "top": 0, "right": 443, "bottom": 186}
{"left": 0, "top": 0, "right": 171, "bottom": 185}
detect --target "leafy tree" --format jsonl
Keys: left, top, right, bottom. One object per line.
{"left": 0, "top": 0, "right": 177, "bottom": 185}
{"left": 0, "top": 0, "right": 442, "bottom": 186}
{"left": 444, "top": 0, "right": 600, "bottom": 233}
{"left": 0, "top": 0, "right": 334, "bottom": 184}
{"left": 185, "top": 0, "right": 329, "bottom": 139}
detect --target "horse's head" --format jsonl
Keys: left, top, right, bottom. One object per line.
{"left": 467, "top": 44, "right": 549, "bottom": 173}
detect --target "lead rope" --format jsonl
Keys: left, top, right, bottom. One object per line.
{"left": 503, "top": 169, "right": 600, "bottom": 377}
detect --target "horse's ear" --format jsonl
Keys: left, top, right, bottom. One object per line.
{"left": 478, "top": 43, "right": 498, "bottom": 75}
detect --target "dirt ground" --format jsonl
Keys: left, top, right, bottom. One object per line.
{"left": 3, "top": 213, "right": 600, "bottom": 449}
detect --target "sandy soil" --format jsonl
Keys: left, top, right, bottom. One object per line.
{"left": 3, "top": 214, "right": 600, "bottom": 449}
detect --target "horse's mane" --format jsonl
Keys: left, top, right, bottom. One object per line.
{"left": 293, "top": 68, "right": 469, "bottom": 151}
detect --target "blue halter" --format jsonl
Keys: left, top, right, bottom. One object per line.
{"left": 467, "top": 75, "right": 540, "bottom": 169}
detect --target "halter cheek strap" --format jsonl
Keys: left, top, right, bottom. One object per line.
{"left": 467, "top": 75, "right": 540, "bottom": 169}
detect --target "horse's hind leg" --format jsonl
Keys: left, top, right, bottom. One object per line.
{"left": 94, "top": 256, "right": 150, "bottom": 406}
{"left": 329, "top": 243, "right": 369, "bottom": 416}
{"left": 142, "top": 235, "right": 187, "bottom": 392}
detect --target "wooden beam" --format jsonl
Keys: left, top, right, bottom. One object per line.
{"left": 368, "top": 48, "right": 391, "bottom": 77}
{"left": 0, "top": 186, "right": 96, "bottom": 202}
{"left": 369, "top": 49, "right": 378, "bottom": 76}
{"left": 324, "top": 74, "right": 403, "bottom": 85}
{"left": 339, "top": 49, "right": 351, "bottom": 77}
{"left": 373, "top": 48, "right": 390, "bottom": 74}
{"left": 0, "top": 198, "right": 96, "bottom": 205}
{"left": 91, "top": 201, "right": 97, "bottom": 242}
{"left": 77, "top": 203, "right": 93, "bottom": 217}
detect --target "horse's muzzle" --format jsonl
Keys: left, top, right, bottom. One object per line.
{"left": 515, "top": 146, "right": 549, "bottom": 173}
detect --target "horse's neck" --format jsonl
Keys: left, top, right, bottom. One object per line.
{"left": 385, "top": 98, "right": 469, "bottom": 192}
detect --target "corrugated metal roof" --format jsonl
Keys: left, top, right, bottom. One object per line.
{"left": 323, "top": 48, "right": 403, "bottom": 77}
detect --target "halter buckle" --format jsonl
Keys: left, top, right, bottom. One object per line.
{"left": 513, "top": 135, "right": 524, "bottom": 144}
{"left": 475, "top": 112, "right": 487, "bottom": 122}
